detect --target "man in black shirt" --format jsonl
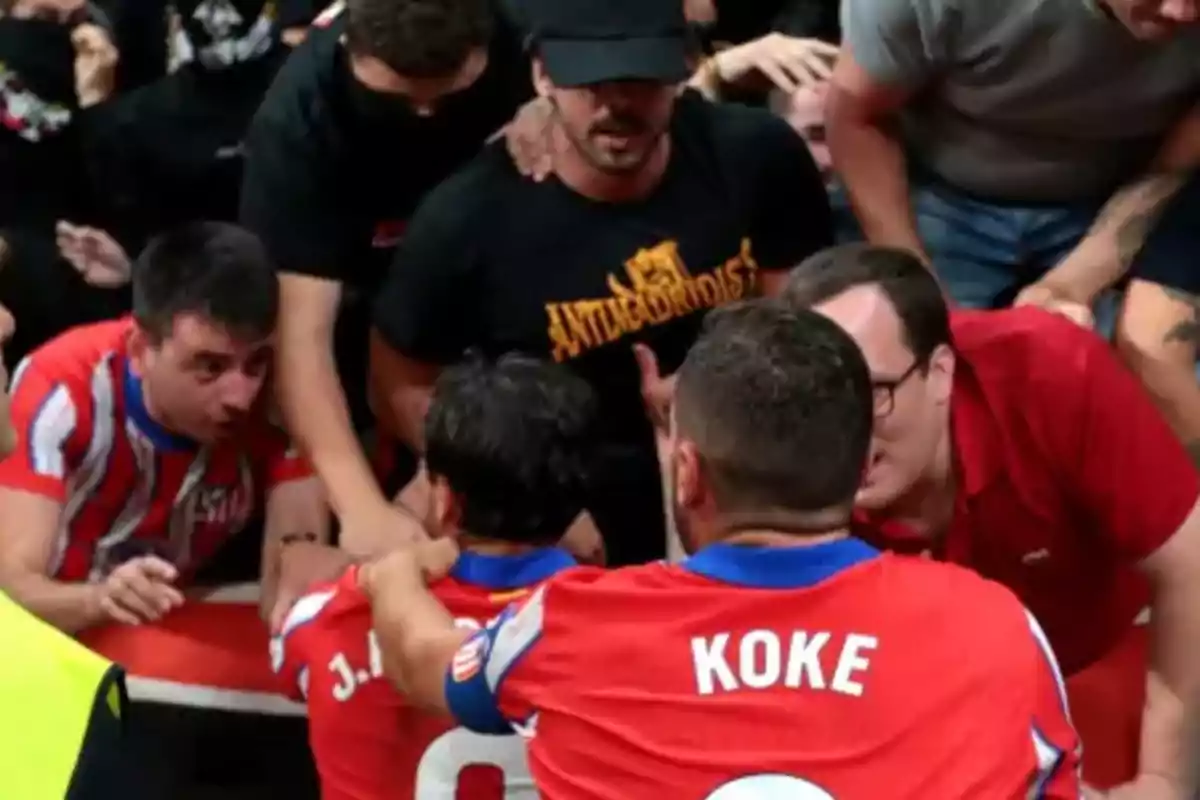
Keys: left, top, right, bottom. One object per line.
{"left": 239, "top": 0, "right": 530, "bottom": 555}
{"left": 371, "top": 0, "right": 832, "bottom": 566}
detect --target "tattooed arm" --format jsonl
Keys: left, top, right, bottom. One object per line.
{"left": 1020, "top": 106, "right": 1200, "bottom": 305}
{"left": 1116, "top": 282, "right": 1200, "bottom": 467}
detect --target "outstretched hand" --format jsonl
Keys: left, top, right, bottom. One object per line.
{"left": 56, "top": 221, "right": 132, "bottom": 287}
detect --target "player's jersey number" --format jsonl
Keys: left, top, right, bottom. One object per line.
{"left": 414, "top": 726, "right": 536, "bottom": 799}
{"left": 705, "top": 774, "right": 835, "bottom": 799}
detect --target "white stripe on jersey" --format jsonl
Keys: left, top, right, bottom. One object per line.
{"left": 8, "top": 356, "right": 32, "bottom": 395}
{"left": 50, "top": 355, "right": 117, "bottom": 576}
{"left": 88, "top": 423, "right": 161, "bottom": 581}
{"left": 1022, "top": 609, "right": 1071, "bottom": 720}
{"left": 1028, "top": 726, "right": 1063, "bottom": 799}
{"left": 29, "top": 384, "right": 76, "bottom": 478}
{"left": 279, "top": 589, "right": 338, "bottom": 641}
{"left": 485, "top": 585, "right": 547, "bottom": 692}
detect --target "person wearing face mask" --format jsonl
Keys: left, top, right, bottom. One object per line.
{"left": 0, "top": 0, "right": 131, "bottom": 367}
{"left": 68, "top": 0, "right": 290, "bottom": 260}
{"left": 774, "top": 244, "right": 1200, "bottom": 798}
{"left": 239, "top": 0, "right": 533, "bottom": 564}
{"left": 0, "top": 0, "right": 107, "bottom": 229}
{"left": 370, "top": 0, "right": 832, "bottom": 569}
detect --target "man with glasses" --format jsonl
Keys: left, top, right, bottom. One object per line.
{"left": 776, "top": 243, "right": 1200, "bottom": 798}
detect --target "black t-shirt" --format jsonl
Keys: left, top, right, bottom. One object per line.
{"left": 83, "top": 52, "right": 289, "bottom": 246}
{"left": 239, "top": 12, "right": 530, "bottom": 426}
{"left": 374, "top": 91, "right": 833, "bottom": 565}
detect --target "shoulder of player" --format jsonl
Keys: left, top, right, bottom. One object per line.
{"left": 13, "top": 320, "right": 129, "bottom": 396}
{"left": 880, "top": 555, "right": 1034, "bottom": 637}
{"left": 875, "top": 554, "right": 998, "bottom": 605}
{"left": 278, "top": 571, "right": 363, "bottom": 640}
{"left": 529, "top": 563, "right": 670, "bottom": 609}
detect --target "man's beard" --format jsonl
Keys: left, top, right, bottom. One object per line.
{"left": 551, "top": 99, "right": 663, "bottom": 175}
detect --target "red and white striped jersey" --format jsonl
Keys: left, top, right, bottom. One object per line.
{"left": 0, "top": 318, "right": 311, "bottom": 582}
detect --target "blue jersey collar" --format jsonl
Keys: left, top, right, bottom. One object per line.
{"left": 449, "top": 548, "right": 576, "bottom": 590}
{"left": 683, "top": 537, "right": 879, "bottom": 588}
{"left": 123, "top": 361, "right": 199, "bottom": 452}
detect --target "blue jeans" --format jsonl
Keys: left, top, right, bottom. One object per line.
{"left": 831, "top": 181, "right": 1102, "bottom": 308}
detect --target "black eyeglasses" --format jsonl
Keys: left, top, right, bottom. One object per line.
{"left": 871, "top": 359, "right": 923, "bottom": 418}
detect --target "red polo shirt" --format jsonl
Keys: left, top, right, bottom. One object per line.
{"left": 856, "top": 308, "right": 1199, "bottom": 676}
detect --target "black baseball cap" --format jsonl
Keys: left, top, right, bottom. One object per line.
{"left": 521, "top": 0, "right": 690, "bottom": 87}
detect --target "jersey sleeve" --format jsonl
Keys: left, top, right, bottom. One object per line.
{"left": 1022, "top": 609, "right": 1082, "bottom": 799}
{"left": 269, "top": 587, "right": 339, "bottom": 702}
{"left": 443, "top": 583, "right": 546, "bottom": 735}
{"left": 0, "top": 356, "right": 87, "bottom": 500}
{"left": 1047, "top": 318, "right": 1200, "bottom": 561}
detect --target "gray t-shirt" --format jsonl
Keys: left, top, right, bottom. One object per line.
{"left": 842, "top": 0, "right": 1200, "bottom": 202}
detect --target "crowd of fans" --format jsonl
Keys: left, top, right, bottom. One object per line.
{"left": 0, "top": 0, "right": 1198, "bottom": 796}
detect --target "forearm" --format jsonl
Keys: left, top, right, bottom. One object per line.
{"left": 369, "top": 377, "right": 429, "bottom": 456}
{"left": 828, "top": 117, "right": 926, "bottom": 258}
{"left": 367, "top": 330, "right": 436, "bottom": 455}
{"left": 1041, "top": 173, "right": 1189, "bottom": 303}
{"left": 1044, "top": 106, "right": 1200, "bottom": 302}
{"left": 1116, "top": 285, "right": 1200, "bottom": 464}
{"left": 1, "top": 573, "right": 103, "bottom": 634}
{"left": 278, "top": 339, "right": 388, "bottom": 518}
{"left": 260, "top": 484, "right": 332, "bottom": 620}
{"left": 1140, "top": 587, "right": 1200, "bottom": 787}
{"left": 370, "top": 579, "right": 466, "bottom": 713}
{"left": 1140, "top": 365, "right": 1200, "bottom": 467}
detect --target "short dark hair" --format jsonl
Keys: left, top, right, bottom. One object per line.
{"left": 675, "top": 299, "right": 872, "bottom": 519}
{"left": 425, "top": 354, "right": 596, "bottom": 545}
{"left": 132, "top": 222, "right": 278, "bottom": 343}
{"left": 344, "top": 0, "right": 493, "bottom": 78}
{"left": 782, "top": 244, "right": 951, "bottom": 364}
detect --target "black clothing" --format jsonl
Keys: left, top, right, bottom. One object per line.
{"left": 239, "top": 14, "right": 530, "bottom": 429}
{"left": 374, "top": 92, "right": 833, "bottom": 565}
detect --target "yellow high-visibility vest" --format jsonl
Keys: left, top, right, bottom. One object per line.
{"left": 0, "top": 591, "right": 128, "bottom": 800}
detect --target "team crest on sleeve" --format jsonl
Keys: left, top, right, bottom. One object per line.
{"left": 451, "top": 632, "right": 490, "bottom": 683}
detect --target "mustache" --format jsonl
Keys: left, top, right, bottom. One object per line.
{"left": 590, "top": 115, "right": 648, "bottom": 136}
